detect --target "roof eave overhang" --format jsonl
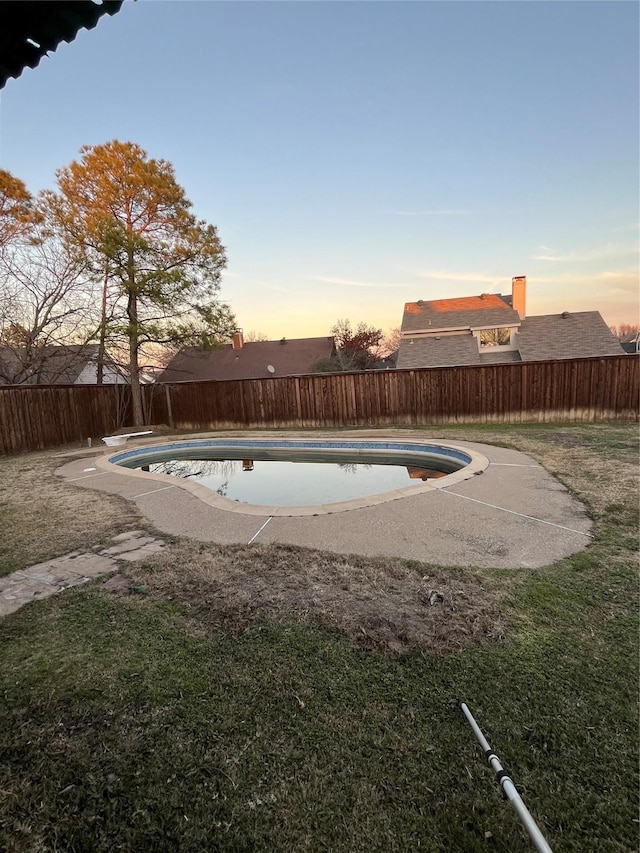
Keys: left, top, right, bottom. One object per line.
{"left": 402, "top": 320, "right": 521, "bottom": 337}
{"left": 0, "top": 0, "right": 126, "bottom": 89}
{"left": 470, "top": 322, "right": 521, "bottom": 332}
{"left": 401, "top": 326, "right": 472, "bottom": 336}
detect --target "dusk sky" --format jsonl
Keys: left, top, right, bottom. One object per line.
{"left": 1, "top": 0, "right": 638, "bottom": 340}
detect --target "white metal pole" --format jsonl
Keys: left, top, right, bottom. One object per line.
{"left": 460, "top": 701, "right": 553, "bottom": 853}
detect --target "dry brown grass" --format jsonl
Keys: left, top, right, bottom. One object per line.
{"left": 0, "top": 448, "right": 147, "bottom": 575}
{"left": 120, "top": 540, "right": 507, "bottom": 654}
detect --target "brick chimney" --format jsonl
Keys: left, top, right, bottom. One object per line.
{"left": 232, "top": 330, "right": 244, "bottom": 350}
{"left": 512, "top": 276, "right": 526, "bottom": 318}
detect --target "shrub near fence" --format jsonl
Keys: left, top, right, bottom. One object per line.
{"left": 0, "top": 355, "right": 638, "bottom": 456}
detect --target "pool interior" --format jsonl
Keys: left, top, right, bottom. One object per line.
{"left": 109, "top": 439, "right": 477, "bottom": 511}
{"left": 122, "top": 450, "right": 463, "bottom": 507}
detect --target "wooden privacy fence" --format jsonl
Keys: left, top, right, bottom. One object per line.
{"left": 0, "top": 355, "right": 637, "bottom": 456}
{"left": 147, "top": 355, "right": 639, "bottom": 431}
{"left": 0, "top": 383, "right": 132, "bottom": 456}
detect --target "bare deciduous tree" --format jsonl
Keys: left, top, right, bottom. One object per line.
{"left": 0, "top": 219, "right": 99, "bottom": 384}
{"left": 382, "top": 326, "right": 402, "bottom": 355}
{"left": 311, "top": 319, "right": 384, "bottom": 373}
{"left": 609, "top": 323, "right": 639, "bottom": 339}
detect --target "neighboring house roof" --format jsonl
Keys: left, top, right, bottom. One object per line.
{"left": 619, "top": 332, "right": 640, "bottom": 354}
{"left": 397, "top": 311, "right": 624, "bottom": 369}
{"left": 399, "top": 335, "right": 486, "bottom": 369}
{"left": 397, "top": 334, "right": 523, "bottom": 369}
{"left": 1, "top": 1, "right": 125, "bottom": 89}
{"left": 369, "top": 351, "right": 398, "bottom": 370}
{"left": 515, "top": 312, "right": 626, "bottom": 361}
{"left": 156, "top": 337, "right": 335, "bottom": 383}
{"left": 0, "top": 344, "right": 127, "bottom": 385}
{"left": 402, "top": 294, "right": 520, "bottom": 334}
{"left": 398, "top": 276, "right": 625, "bottom": 370}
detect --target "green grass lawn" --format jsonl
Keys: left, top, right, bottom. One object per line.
{"left": 0, "top": 423, "right": 638, "bottom": 852}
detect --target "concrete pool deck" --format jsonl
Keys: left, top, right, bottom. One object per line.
{"left": 55, "top": 431, "right": 593, "bottom": 569}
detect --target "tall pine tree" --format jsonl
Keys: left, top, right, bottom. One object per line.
{"left": 49, "top": 140, "right": 235, "bottom": 423}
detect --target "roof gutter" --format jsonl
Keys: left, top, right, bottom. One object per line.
{"left": 402, "top": 326, "right": 473, "bottom": 336}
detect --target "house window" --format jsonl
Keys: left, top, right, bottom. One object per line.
{"left": 479, "top": 328, "right": 511, "bottom": 347}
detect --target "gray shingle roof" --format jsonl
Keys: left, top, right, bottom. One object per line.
{"left": 157, "top": 337, "right": 335, "bottom": 383}
{"left": 401, "top": 294, "right": 520, "bottom": 333}
{"left": 396, "top": 311, "right": 624, "bottom": 369}
{"left": 397, "top": 335, "right": 481, "bottom": 369}
{"left": 478, "top": 350, "right": 522, "bottom": 364}
{"left": 397, "top": 334, "right": 523, "bottom": 369}
{"left": 515, "top": 312, "right": 625, "bottom": 361}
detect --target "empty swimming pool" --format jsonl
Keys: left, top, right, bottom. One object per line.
{"left": 105, "top": 439, "right": 488, "bottom": 515}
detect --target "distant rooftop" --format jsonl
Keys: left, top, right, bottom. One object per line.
{"left": 156, "top": 336, "right": 335, "bottom": 383}
{"left": 397, "top": 311, "right": 624, "bottom": 369}
{"left": 397, "top": 276, "right": 624, "bottom": 369}
{"left": 402, "top": 294, "right": 520, "bottom": 333}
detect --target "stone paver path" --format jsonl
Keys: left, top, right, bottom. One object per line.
{"left": 0, "top": 530, "right": 166, "bottom": 618}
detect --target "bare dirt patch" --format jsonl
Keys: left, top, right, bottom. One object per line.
{"left": 120, "top": 541, "right": 507, "bottom": 654}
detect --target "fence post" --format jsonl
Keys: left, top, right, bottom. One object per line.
{"left": 165, "top": 385, "right": 174, "bottom": 429}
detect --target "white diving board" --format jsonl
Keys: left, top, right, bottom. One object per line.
{"left": 102, "top": 431, "right": 153, "bottom": 447}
